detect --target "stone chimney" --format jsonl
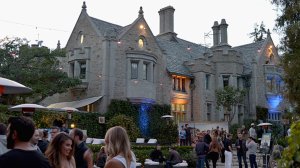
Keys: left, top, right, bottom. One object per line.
{"left": 220, "top": 19, "right": 228, "bottom": 45}
{"left": 212, "top": 19, "right": 229, "bottom": 46}
{"left": 212, "top": 21, "right": 220, "bottom": 46}
{"left": 158, "top": 6, "right": 175, "bottom": 35}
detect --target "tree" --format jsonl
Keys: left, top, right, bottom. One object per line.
{"left": 249, "top": 21, "right": 267, "bottom": 42}
{"left": 270, "top": 0, "right": 300, "bottom": 113}
{"left": 0, "top": 37, "right": 81, "bottom": 103}
{"left": 216, "top": 86, "right": 246, "bottom": 124}
{"left": 268, "top": 1, "right": 300, "bottom": 165}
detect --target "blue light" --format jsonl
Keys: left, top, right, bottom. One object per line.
{"left": 267, "top": 95, "right": 283, "bottom": 113}
{"left": 139, "top": 103, "right": 151, "bottom": 137}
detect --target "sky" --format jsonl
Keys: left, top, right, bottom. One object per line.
{"left": 0, "top": 0, "right": 281, "bottom": 49}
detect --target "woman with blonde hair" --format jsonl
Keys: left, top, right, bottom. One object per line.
{"left": 45, "top": 132, "right": 76, "bottom": 168}
{"left": 104, "top": 126, "right": 136, "bottom": 168}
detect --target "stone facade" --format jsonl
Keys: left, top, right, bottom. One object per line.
{"left": 43, "top": 3, "right": 286, "bottom": 124}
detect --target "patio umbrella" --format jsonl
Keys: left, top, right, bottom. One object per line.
{"left": 257, "top": 123, "right": 273, "bottom": 127}
{"left": 0, "top": 77, "right": 32, "bottom": 95}
{"left": 9, "top": 104, "right": 47, "bottom": 111}
{"left": 161, "top": 115, "right": 174, "bottom": 119}
{"left": 9, "top": 103, "right": 47, "bottom": 116}
{"left": 61, "top": 107, "right": 79, "bottom": 112}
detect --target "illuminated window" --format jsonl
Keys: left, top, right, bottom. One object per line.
{"left": 80, "top": 34, "right": 84, "bottom": 44}
{"left": 79, "top": 62, "right": 86, "bottom": 79}
{"left": 172, "top": 76, "right": 186, "bottom": 92}
{"left": 171, "top": 103, "right": 186, "bottom": 123}
{"left": 138, "top": 38, "right": 144, "bottom": 48}
{"left": 78, "top": 31, "right": 84, "bottom": 44}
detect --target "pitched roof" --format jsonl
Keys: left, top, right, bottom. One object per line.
{"left": 90, "top": 17, "right": 123, "bottom": 36}
{"left": 156, "top": 35, "right": 209, "bottom": 77}
{"left": 233, "top": 40, "right": 266, "bottom": 74}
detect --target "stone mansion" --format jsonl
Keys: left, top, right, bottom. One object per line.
{"left": 44, "top": 2, "right": 286, "bottom": 124}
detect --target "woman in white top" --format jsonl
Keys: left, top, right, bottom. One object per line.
{"left": 104, "top": 126, "right": 136, "bottom": 168}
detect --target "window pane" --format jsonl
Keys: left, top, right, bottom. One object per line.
{"left": 223, "top": 75, "right": 229, "bottom": 87}
{"left": 138, "top": 38, "right": 144, "bottom": 48}
{"left": 171, "top": 104, "right": 175, "bottom": 111}
{"left": 79, "top": 62, "right": 86, "bottom": 79}
{"left": 182, "top": 78, "right": 186, "bottom": 92}
{"left": 205, "top": 74, "right": 210, "bottom": 90}
{"left": 142, "top": 63, "right": 147, "bottom": 80}
{"left": 131, "top": 62, "right": 138, "bottom": 79}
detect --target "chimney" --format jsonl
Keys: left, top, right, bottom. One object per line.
{"left": 158, "top": 6, "right": 175, "bottom": 35}
{"left": 220, "top": 19, "right": 228, "bottom": 45}
{"left": 212, "top": 21, "right": 220, "bottom": 46}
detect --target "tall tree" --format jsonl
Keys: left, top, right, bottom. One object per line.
{"left": 249, "top": 21, "right": 268, "bottom": 42}
{"left": 270, "top": 1, "right": 300, "bottom": 166}
{"left": 0, "top": 37, "right": 81, "bottom": 103}
{"left": 270, "top": 0, "right": 300, "bottom": 113}
{"left": 216, "top": 86, "right": 246, "bottom": 125}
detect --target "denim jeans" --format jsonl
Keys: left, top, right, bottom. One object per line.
{"left": 196, "top": 157, "right": 205, "bottom": 168}
{"left": 237, "top": 153, "right": 248, "bottom": 168}
{"left": 249, "top": 154, "right": 258, "bottom": 168}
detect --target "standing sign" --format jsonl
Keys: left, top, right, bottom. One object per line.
{"left": 261, "top": 133, "right": 272, "bottom": 147}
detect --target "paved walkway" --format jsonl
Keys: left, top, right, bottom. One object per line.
{"left": 208, "top": 151, "right": 265, "bottom": 168}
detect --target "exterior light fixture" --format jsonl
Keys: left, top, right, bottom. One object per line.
{"left": 70, "top": 123, "right": 75, "bottom": 128}
{"left": 139, "top": 25, "right": 144, "bottom": 29}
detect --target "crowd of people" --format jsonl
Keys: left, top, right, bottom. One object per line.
{"left": 190, "top": 123, "right": 261, "bottom": 168}
{"left": 0, "top": 116, "right": 283, "bottom": 168}
{"left": 0, "top": 116, "right": 137, "bottom": 168}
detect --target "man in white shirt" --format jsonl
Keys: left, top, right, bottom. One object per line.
{"left": 249, "top": 123, "right": 257, "bottom": 139}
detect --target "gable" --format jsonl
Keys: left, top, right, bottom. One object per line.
{"left": 118, "top": 17, "right": 163, "bottom": 58}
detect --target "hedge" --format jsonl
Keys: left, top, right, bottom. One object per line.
{"left": 88, "top": 144, "right": 196, "bottom": 168}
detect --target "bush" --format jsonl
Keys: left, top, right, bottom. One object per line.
{"left": 0, "top": 106, "right": 103, "bottom": 137}
{"left": 106, "top": 114, "right": 141, "bottom": 141}
{"left": 278, "top": 120, "right": 300, "bottom": 167}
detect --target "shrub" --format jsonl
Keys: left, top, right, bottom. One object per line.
{"left": 106, "top": 114, "right": 141, "bottom": 141}
{"left": 278, "top": 120, "right": 300, "bottom": 167}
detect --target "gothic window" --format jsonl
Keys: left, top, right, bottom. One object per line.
{"left": 77, "top": 31, "right": 84, "bottom": 44}
{"left": 138, "top": 37, "right": 145, "bottom": 49}
{"left": 131, "top": 61, "right": 138, "bottom": 79}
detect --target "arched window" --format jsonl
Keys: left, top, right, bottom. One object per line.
{"left": 138, "top": 36, "right": 146, "bottom": 49}
{"left": 77, "top": 31, "right": 84, "bottom": 44}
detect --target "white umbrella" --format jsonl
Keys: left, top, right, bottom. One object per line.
{"left": 9, "top": 104, "right": 47, "bottom": 112}
{"left": 161, "top": 115, "right": 174, "bottom": 119}
{"left": 0, "top": 77, "right": 32, "bottom": 94}
{"left": 257, "top": 123, "right": 273, "bottom": 127}
{"left": 61, "top": 107, "right": 79, "bottom": 112}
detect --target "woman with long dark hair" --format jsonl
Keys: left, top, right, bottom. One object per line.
{"left": 45, "top": 132, "right": 75, "bottom": 168}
